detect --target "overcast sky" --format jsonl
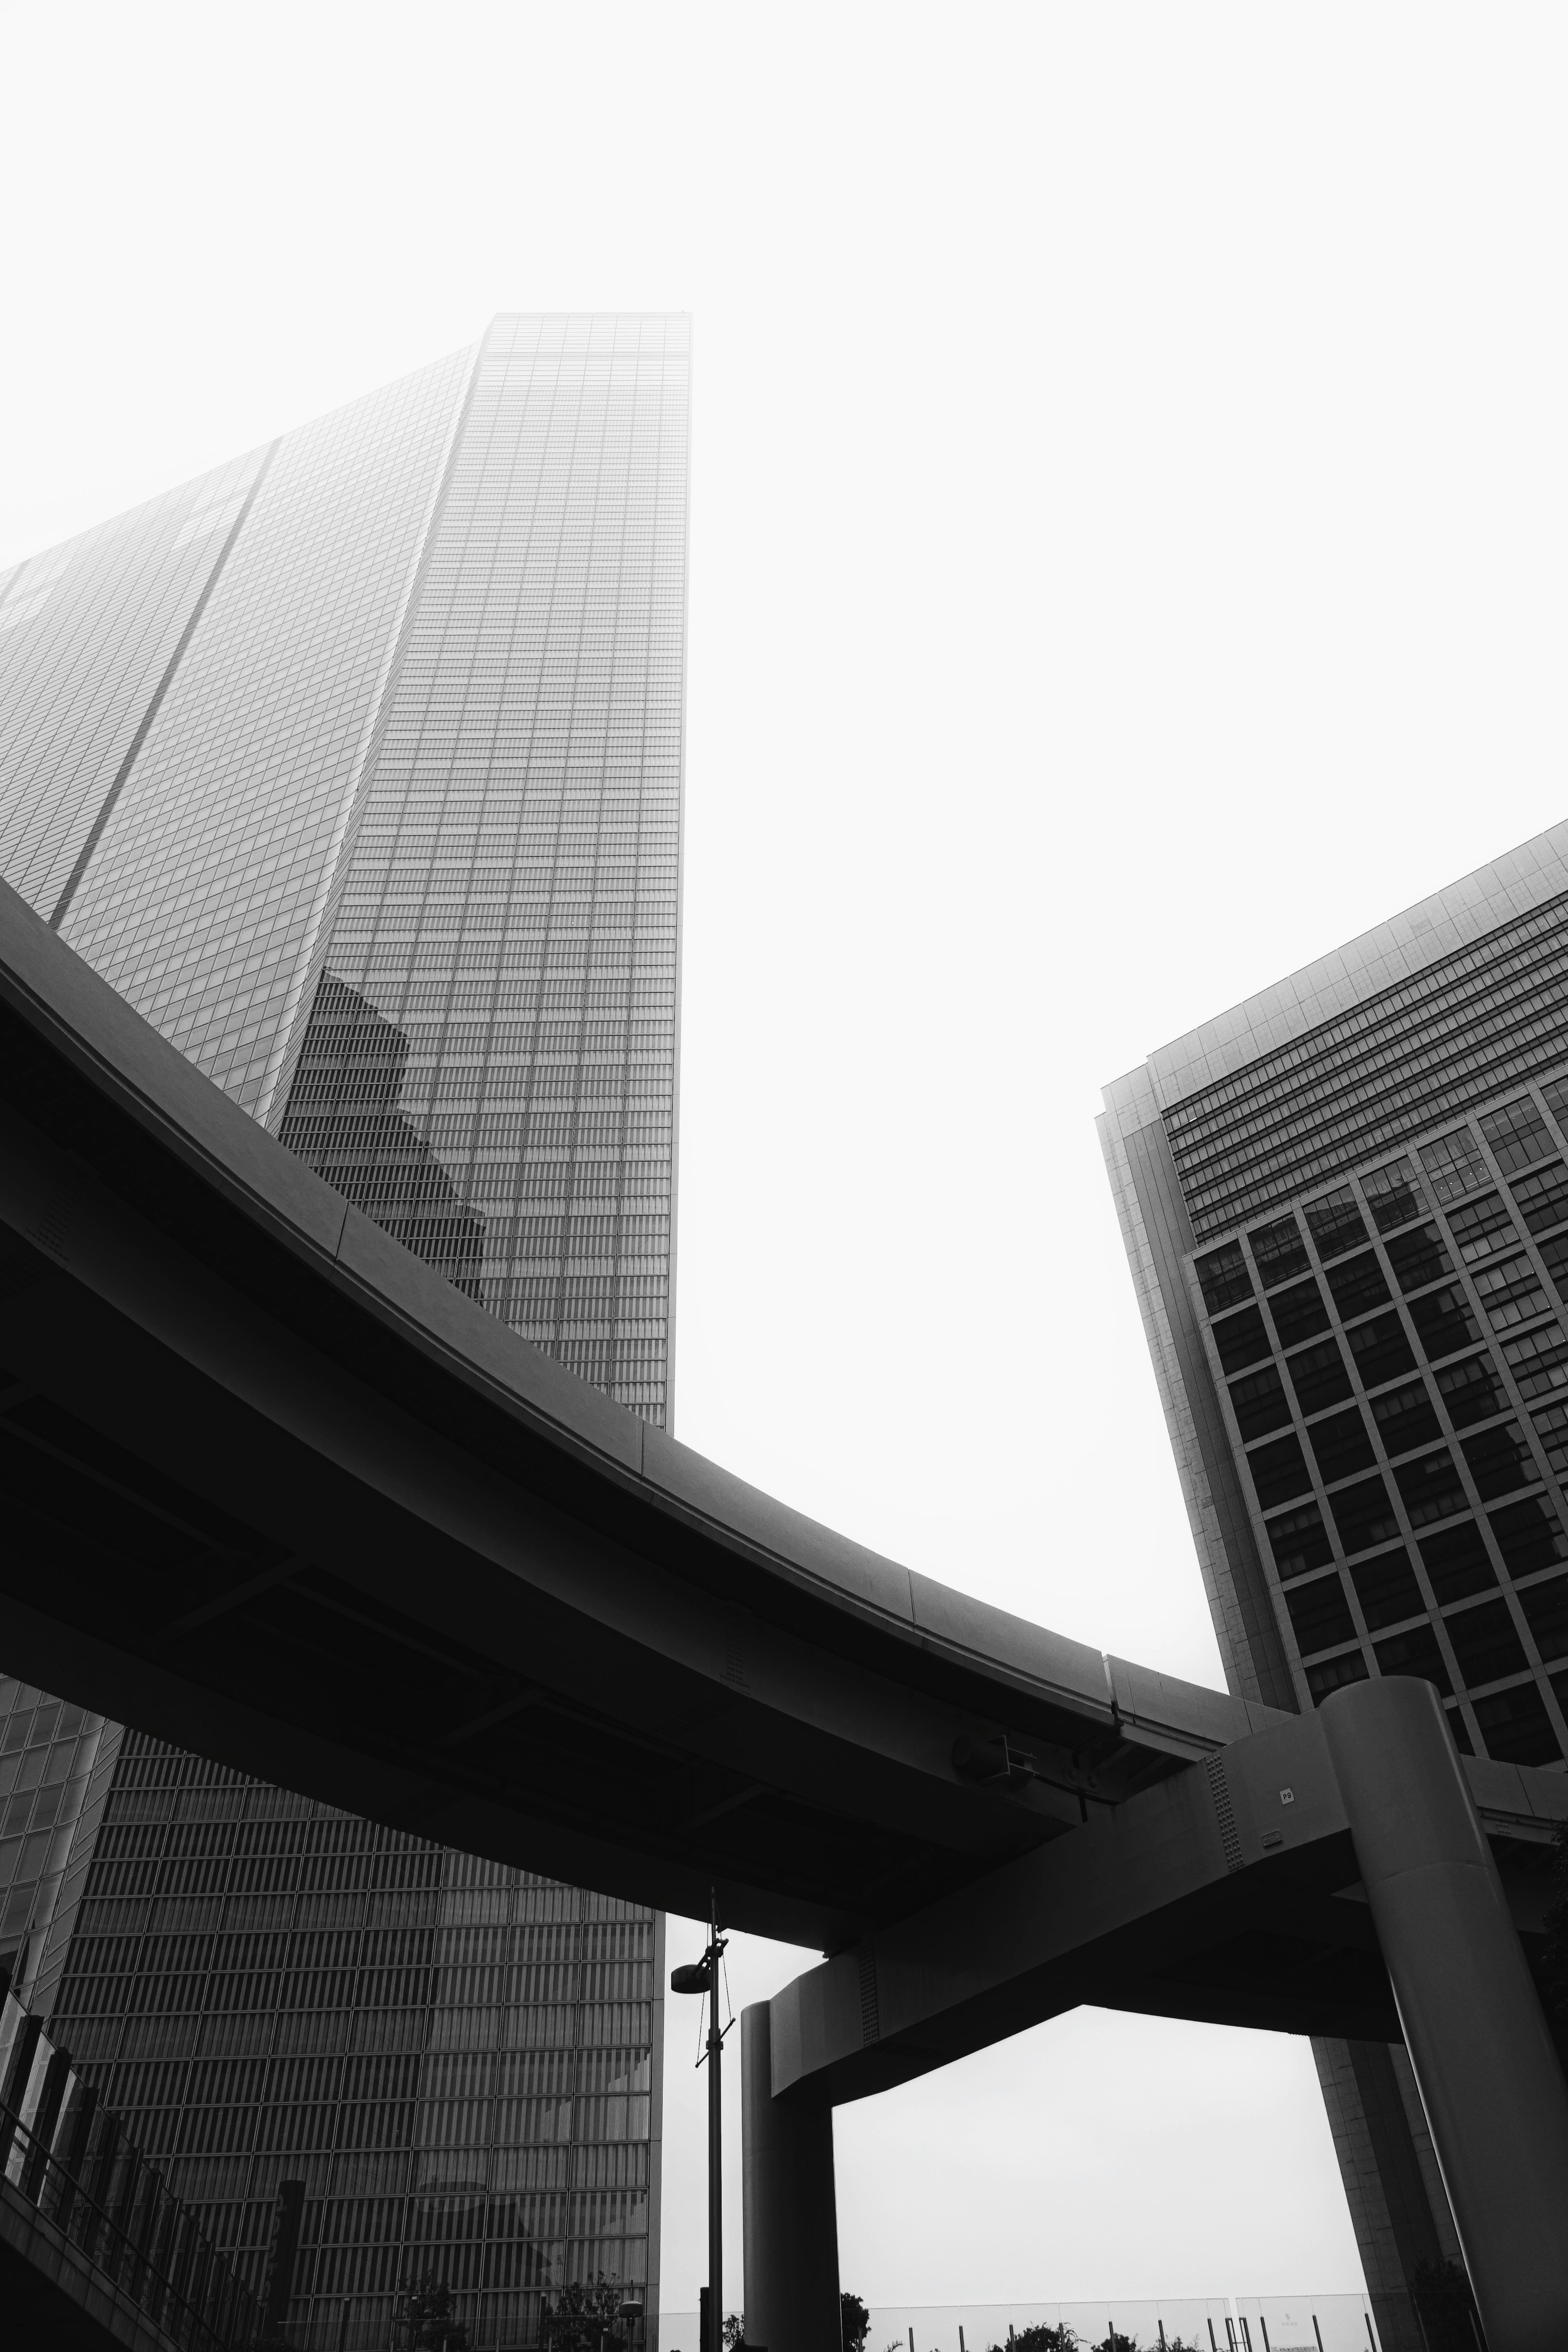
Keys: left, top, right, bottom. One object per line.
{"left": 6, "top": 0, "right": 1568, "bottom": 2319}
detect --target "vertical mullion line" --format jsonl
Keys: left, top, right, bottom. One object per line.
{"left": 49, "top": 441, "right": 281, "bottom": 931}
{"left": 257, "top": 340, "right": 488, "bottom": 1133}
{"left": 665, "top": 315, "right": 692, "bottom": 1430}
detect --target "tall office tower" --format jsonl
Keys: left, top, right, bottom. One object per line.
{"left": 1100, "top": 824, "right": 1568, "bottom": 2350}
{"left": 0, "top": 314, "right": 688, "bottom": 2348}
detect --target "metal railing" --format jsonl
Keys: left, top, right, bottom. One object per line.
{"left": 0, "top": 1989, "right": 262, "bottom": 2352}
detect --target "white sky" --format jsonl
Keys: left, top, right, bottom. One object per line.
{"left": 6, "top": 0, "right": 1568, "bottom": 2318}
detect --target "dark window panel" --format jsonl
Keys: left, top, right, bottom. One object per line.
{"left": 1447, "top": 1192, "right": 1519, "bottom": 1264}
{"left": 1542, "top": 1073, "right": 1568, "bottom": 1134}
{"left": 1305, "top": 1650, "right": 1370, "bottom": 1705}
{"left": 1247, "top": 1432, "right": 1312, "bottom": 1510}
{"left": 1408, "top": 1286, "right": 1482, "bottom": 1363}
{"left": 1446, "top": 1704, "right": 1476, "bottom": 1755}
{"left": 1370, "top": 1378, "right": 1443, "bottom": 1458}
{"left": 1361, "top": 1156, "right": 1428, "bottom": 1235}
{"left": 1347, "top": 1311, "right": 1417, "bottom": 1390}
{"left": 1248, "top": 1216, "right": 1310, "bottom": 1290}
{"left": 1307, "top": 1407, "right": 1377, "bottom": 1487}
{"left": 1326, "top": 1251, "right": 1392, "bottom": 1321}
{"left": 1460, "top": 1421, "right": 1539, "bottom": 1503}
{"left": 1517, "top": 1574, "right": 1568, "bottom": 1665}
{"left": 1501, "top": 1321, "right": 1568, "bottom": 1403}
{"left": 1265, "top": 1501, "right": 1335, "bottom": 1581}
{"left": 1471, "top": 1254, "right": 1550, "bottom": 1332}
{"left": 1479, "top": 1096, "right": 1555, "bottom": 1176}
{"left": 1508, "top": 1158, "right": 1568, "bottom": 1237}
{"left": 1530, "top": 1397, "right": 1568, "bottom": 1481}
{"left": 1228, "top": 1363, "right": 1292, "bottom": 1443}
{"left": 1419, "top": 1126, "right": 1489, "bottom": 1205}
{"left": 1269, "top": 1279, "right": 1331, "bottom": 1350}
{"left": 1213, "top": 1305, "right": 1272, "bottom": 1376}
{"left": 1384, "top": 1225, "right": 1454, "bottom": 1296}
{"left": 1435, "top": 1351, "right": 1506, "bottom": 1430}
{"left": 1286, "top": 1337, "right": 1354, "bottom": 1417}
{"left": 1539, "top": 1229, "right": 1568, "bottom": 1303}
{"left": 1196, "top": 1242, "right": 1253, "bottom": 1315}
{"left": 1284, "top": 1573, "right": 1357, "bottom": 1656}
{"left": 1373, "top": 1621, "right": 1452, "bottom": 1695}
{"left": 1331, "top": 1474, "right": 1401, "bottom": 1558}
{"left": 1349, "top": 1547, "right": 1426, "bottom": 1632}
{"left": 1306, "top": 1187, "right": 1369, "bottom": 1263}
{"left": 1489, "top": 1495, "right": 1568, "bottom": 1579}
{"left": 1444, "top": 1597, "right": 1528, "bottom": 1688}
{"left": 1420, "top": 1521, "right": 1498, "bottom": 1606}
{"left": 1393, "top": 1447, "right": 1468, "bottom": 1528}
{"left": 1471, "top": 1681, "right": 1562, "bottom": 1766}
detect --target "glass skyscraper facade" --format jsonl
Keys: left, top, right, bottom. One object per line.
{"left": 1100, "top": 824, "right": 1568, "bottom": 2352}
{"left": 0, "top": 312, "right": 688, "bottom": 2347}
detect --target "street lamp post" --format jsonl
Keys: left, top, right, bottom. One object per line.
{"left": 670, "top": 1893, "right": 728, "bottom": 2352}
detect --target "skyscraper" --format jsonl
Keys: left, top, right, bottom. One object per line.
{"left": 0, "top": 313, "right": 689, "bottom": 2348}
{"left": 1100, "top": 824, "right": 1568, "bottom": 2350}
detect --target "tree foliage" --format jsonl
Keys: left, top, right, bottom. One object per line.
{"left": 841, "top": 2291, "right": 871, "bottom": 2352}
{"left": 399, "top": 2270, "right": 470, "bottom": 2352}
{"left": 539, "top": 2274, "right": 635, "bottom": 2352}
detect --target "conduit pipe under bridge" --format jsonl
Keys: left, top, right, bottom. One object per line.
{"left": 0, "top": 881, "right": 1564, "bottom": 2347}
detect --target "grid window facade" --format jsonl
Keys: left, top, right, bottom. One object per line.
{"left": 1190, "top": 1065, "right": 1568, "bottom": 1764}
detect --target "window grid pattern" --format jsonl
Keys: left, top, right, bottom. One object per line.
{"left": 1191, "top": 1070, "right": 1568, "bottom": 1766}
{"left": 0, "top": 452, "right": 265, "bottom": 917}
{"left": 49, "top": 1736, "right": 657, "bottom": 2351}
{"left": 278, "top": 314, "right": 687, "bottom": 1424}
{"left": 60, "top": 344, "right": 476, "bottom": 1116}
{"left": 1164, "top": 895, "right": 1568, "bottom": 1243}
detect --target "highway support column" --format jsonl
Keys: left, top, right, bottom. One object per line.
{"left": 742, "top": 2002, "right": 840, "bottom": 2352}
{"left": 1321, "top": 1675, "right": 1568, "bottom": 2352}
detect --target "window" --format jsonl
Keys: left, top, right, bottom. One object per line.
{"left": 1326, "top": 1252, "right": 1392, "bottom": 1320}
{"left": 1538, "top": 1229, "right": 1568, "bottom": 1302}
{"left": 1373, "top": 1621, "right": 1452, "bottom": 1695}
{"left": 1444, "top": 1597, "right": 1528, "bottom": 1688}
{"left": 1384, "top": 1225, "right": 1454, "bottom": 1295}
{"left": 1284, "top": 1573, "right": 1357, "bottom": 1655}
{"left": 1470, "top": 1255, "right": 1550, "bottom": 1333}
{"left": 1196, "top": 1242, "right": 1253, "bottom": 1315}
{"left": 1541, "top": 1072, "right": 1568, "bottom": 1135}
{"left": 1530, "top": 1397, "right": 1568, "bottom": 1481}
{"left": 1247, "top": 1432, "right": 1312, "bottom": 1510}
{"left": 1471, "top": 1682, "right": 1561, "bottom": 1766}
{"left": 1394, "top": 1448, "right": 1468, "bottom": 1528}
{"left": 1331, "top": 1474, "right": 1401, "bottom": 1557}
{"left": 1409, "top": 1287, "right": 1481, "bottom": 1362}
{"left": 1265, "top": 1501, "right": 1335, "bottom": 1580}
{"left": 1420, "top": 1521, "right": 1498, "bottom": 1605}
{"left": 1480, "top": 1096, "right": 1555, "bottom": 1175}
{"left": 1460, "top": 1421, "right": 1538, "bottom": 1502}
{"left": 1349, "top": 1548, "right": 1425, "bottom": 1631}
{"left": 1509, "top": 1158, "right": 1568, "bottom": 1237}
{"left": 1305, "top": 1187, "right": 1369, "bottom": 1263}
{"left": 1286, "top": 1337, "right": 1353, "bottom": 1416}
{"left": 1446, "top": 1193, "right": 1519, "bottom": 1263}
{"left": 1361, "top": 1157, "right": 1428, "bottom": 1234}
{"left": 1419, "top": 1127, "right": 1489, "bottom": 1204}
{"left": 1213, "top": 1305, "right": 1271, "bottom": 1375}
{"left": 1370, "top": 1379, "right": 1442, "bottom": 1457}
{"left": 1435, "top": 1352, "right": 1506, "bottom": 1430}
{"left": 1501, "top": 1321, "right": 1568, "bottom": 1401}
{"left": 1228, "top": 1363, "right": 1292, "bottom": 1442}
{"left": 1517, "top": 1575, "right": 1568, "bottom": 1665}
{"left": 1489, "top": 1495, "right": 1568, "bottom": 1579}
{"left": 1307, "top": 1408, "right": 1376, "bottom": 1487}
{"left": 1268, "top": 1280, "right": 1331, "bottom": 1350}
{"left": 1347, "top": 1312, "right": 1417, "bottom": 1389}
{"left": 1305, "top": 1650, "right": 1370, "bottom": 1705}
{"left": 1247, "top": 1216, "right": 1310, "bottom": 1290}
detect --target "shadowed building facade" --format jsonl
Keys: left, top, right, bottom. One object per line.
{"left": 0, "top": 313, "right": 688, "bottom": 2346}
{"left": 1101, "top": 825, "right": 1568, "bottom": 2350}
